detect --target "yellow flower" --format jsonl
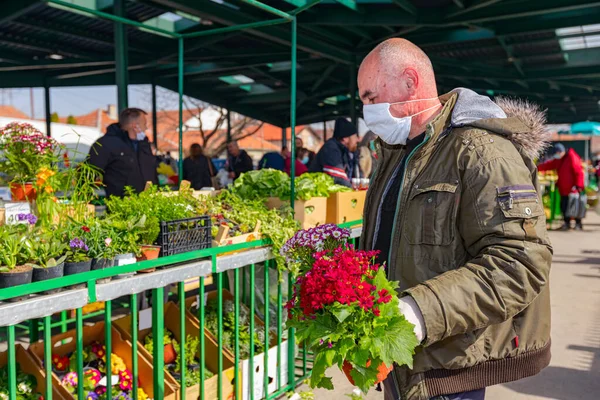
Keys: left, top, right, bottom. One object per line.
{"left": 110, "top": 353, "right": 127, "bottom": 375}
{"left": 137, "top": 388, "right": 149, "bottom": 400}
{"left": 36, "top": 167, "right": 56, "bottom": 188}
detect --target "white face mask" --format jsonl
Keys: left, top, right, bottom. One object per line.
{"left": 136, "top": 131, "right": 146, "bottom": 141}
{"left": 363, "top": 97, "right": 441, "bottom": 145}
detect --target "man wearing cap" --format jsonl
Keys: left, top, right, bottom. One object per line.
{"left": 309, "top": 118, "right": 359, "bottom": 187}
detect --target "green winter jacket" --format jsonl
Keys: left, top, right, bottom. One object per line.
{"left": 360, "top": 89, "right": 553, "bottom": 400}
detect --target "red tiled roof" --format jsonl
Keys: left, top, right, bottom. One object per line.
{"left": 58, "top": 109, "right": 117, "bottom": 132}
{"left": 159, "top": 128, "right": 280, "bottom": 154}
{"left": 0, "top": 105, "right": 30, "bottom": 119}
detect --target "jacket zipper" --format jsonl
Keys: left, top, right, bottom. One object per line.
{"left": 362, "top": 142, "right": 384, "bottom": 249}
{"left": 387, "top": 134, "right": 431, "bottom": 276}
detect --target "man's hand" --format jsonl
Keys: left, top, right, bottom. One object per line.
{"left": 228, "top": 171, "right": 235, "bottom": 179}
{"left": 399, "top": 296, "right": 426, "bottom": 343}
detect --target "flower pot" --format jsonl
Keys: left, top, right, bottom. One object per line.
{"left": 136, "top": 245, "right": 161, "bottom": 273}
{"left": 32, "top": 262, "right": 64, "bottom": 295}
{"left": 113, "top": 253, "right": 136, "bottom": 280}
{"left": 64, "top": 259, "right": 92, "bottom": 289}
{"left": 164, "top": 343, "right": 177, "bottom": 364}
{"left": 91, "top": 258, "right": 115, "bottom": 284}
{"left": 9, "top": 182, "right": 37, "bottom": 202}
{"left": 342, "top": 360, "right": 394, "bottom": 386}
{"left": 0, "top": 265, "right": 33, "bottom": 302}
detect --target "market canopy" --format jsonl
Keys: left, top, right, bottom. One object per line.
{"left": 570, "top": 121, "right": 600, "bottom": 135}
{"left": 1, "top": 0, "right": 600, "bottom": 127}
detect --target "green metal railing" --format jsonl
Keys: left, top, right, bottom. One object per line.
{"left": 0, "top": 222, "right": 362, "bottom": 400}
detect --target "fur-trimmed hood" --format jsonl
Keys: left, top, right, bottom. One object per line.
{"left": 448, "top": 88, "right": 551, "bottom": 160}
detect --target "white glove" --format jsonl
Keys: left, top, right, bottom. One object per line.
{"left": 399, "top": 296, "right": 426, "bottom": 343}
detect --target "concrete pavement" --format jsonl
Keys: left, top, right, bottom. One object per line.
{"left": 297, "top": 211, "right": 600, "bottom": 400}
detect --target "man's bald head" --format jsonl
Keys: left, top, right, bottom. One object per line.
{"left": 358, "top": 38, "right": 441, "bottom": 139}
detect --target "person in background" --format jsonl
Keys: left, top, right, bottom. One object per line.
{"left": 538, "top": 143, "right": 585, "bottom": 230}
{"left": 285, "top": 147, "right": 308, "bottom": 177}
{"left": 226, "top": 141, "right": 253, "bottom": 181}
{"left": 88, "top": 108, "right": 157, "bottom": 198}
{"left": 258, "top": 147, "right": 286, "bottom": 171}
{"left": 296, "top": 136, "right": 315, "bottom": 165}
{"left": 182, "top": 143, "right": 216, "bottom": 190}
{"left": 309, "top": 118, "right": 359, "bottom": 187}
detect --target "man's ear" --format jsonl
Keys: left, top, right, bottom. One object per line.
{"left": 403, "top": 68, "right": 419, "bottom": 97}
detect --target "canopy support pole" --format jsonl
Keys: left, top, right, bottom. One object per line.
{"left": 323, "top": 120, "right": 326, "bottom": 142}
{"left": 114, "top": 0, "right": 129, "bottom": 112}
{"left": 44, "top": 84, "right": 51, "bottom": 138}
{"left": 227, "top": 109, "right": 232, "bottom": 143}
{"left": 350, "top": 59, "right": 357, "bottom": 126}
{"left": 178, "top": 37, "right": 184, "bottom": 182}
{"left": 152, "top": 81, "right": 158, "bottom": 148}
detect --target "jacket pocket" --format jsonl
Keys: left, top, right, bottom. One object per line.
{"left": 497, "top": 185, "right": 544, "bottom": 237}
{"left": 404, "top": 181, "right": 459, "bottom": 246}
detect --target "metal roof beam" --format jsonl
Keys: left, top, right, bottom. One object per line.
{"left": 334, "top": 0, "right": 361, "bottom": 13}
{"left": 448, "top": 0, "right": 600, "bottom": 25}
{"left": 144, "top": 0, "right": 353, "bottom": 64}
{"left": 0, "top": 0, "right": 41, "bottom": 25}
{"left": 391, "top": 0, "right": 417, "bottom": 15}
{"left": 497, "top": 36, "right": 524, "bottom": 77}
{"left": 494, "top": 8, "right": 600, "bottom": 36}
{"left": 445, "top": 0, "right": 501, "bottom": 19}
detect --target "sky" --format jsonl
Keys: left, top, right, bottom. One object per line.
{"left": 1, "top": 85, "right": 368, "bottom": 133}
{"left": 0, "top": 85, "right": 165, "bottom": 119}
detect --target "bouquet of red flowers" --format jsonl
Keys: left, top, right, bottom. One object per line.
{"left": 284, "top": 225, "right": 418, "bottom": 393}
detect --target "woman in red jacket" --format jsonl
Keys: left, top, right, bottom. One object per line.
{"left": 538, "top": 143, "right": 585, "bottom": 230}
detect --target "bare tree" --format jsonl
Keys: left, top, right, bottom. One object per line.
{"left": 138, "top": 85, "right": 265, "bottom": 158}
{"left": 183, "top": 97, "right": 264, "bottom": 157}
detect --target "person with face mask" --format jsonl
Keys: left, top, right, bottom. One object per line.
{"left": 308, "top": 117, "right": 359, "bottom": 187}
{"left": 358, "top": 39, "right": 552, "bottom": 400}
{"left": 88, "top": 108, "right": 158, "bottom": 198}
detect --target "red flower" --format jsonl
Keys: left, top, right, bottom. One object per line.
{"left": 377, "top": 289, "right": 392, "bottom": 304}
{"left": 82, "top": 226, "right": 91, "bottom": 233}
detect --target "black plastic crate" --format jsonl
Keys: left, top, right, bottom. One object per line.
{"left": 157, "top": 215, "right": 212, "bottom": 257}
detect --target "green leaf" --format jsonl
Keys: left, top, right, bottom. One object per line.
{"left": 332, "top": 306, "right": 353, "bottom": 323}
{"left": 349, "top": 363, "right": 379, "bottom": 394}
{"left": 310, "top": 349, "right": 336, "bottom": 388}
{"left": 372, "top": 316, "right": 419, "bottom": 368}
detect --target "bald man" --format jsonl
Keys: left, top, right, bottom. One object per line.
{"left": 358, "top": 39, "right": 552, "bottom": 400}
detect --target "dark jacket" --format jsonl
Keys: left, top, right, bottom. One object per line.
{"left": 258, "top": 152, "right": 285, "bottom": 171}
{"left": 227, "top": 150, "right": 253, "bottom": 180}
{"left": 361, "top": 89, "right": 552, "bottom": 399}
{"left": 308, "top": 138, "right": 352, "bottom": 187}
{"left": 538, "top": 148, "right": 584, "bottom": 196}
{"left": 182, "top": 155, "right": 216, "bottom": 190}
{"left": 88, "top": 123, "right": 158, "bottom": 198}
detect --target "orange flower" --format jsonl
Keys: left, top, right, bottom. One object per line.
{"left": 36, "top": 167, "right": 56, "bottom": 188}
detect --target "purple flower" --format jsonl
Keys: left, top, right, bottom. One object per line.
{"left": 16, "top": 213, "right": 37, "bottom": 225}
{"left": 327, "top": 342, "right": 333, "bottom": 349}
{"left": 69, "top": 237, "right": 88, "bottom": 251}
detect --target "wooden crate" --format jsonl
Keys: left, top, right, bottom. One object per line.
{"left": 0, "top": 344, "right": 71, "bottom": 400}
{"left": 266, "top": 197, "right": 327, "bottom": 229}
{"left": 114, "top": 302, "right": 237, "bottom": 400}
{"left": 28, "top": 323, "right": 177, "bottom": 400}
{"left": 213, "top": 221, "right": 262, "bottom": 247}
{"left": 325, "top": 190, "right": 367, "bottom": 225}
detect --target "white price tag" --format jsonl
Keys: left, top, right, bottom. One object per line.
{"left": 5, "top": 202, "right": 31, "bottom": 225}
{"left": 139, "top": 308, "right": 153, "bottom": 330}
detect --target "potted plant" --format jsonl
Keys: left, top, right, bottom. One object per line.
{"left": 62, "top": 225, "right": 92, "bottom": 288}
{"left": 0, "top": 123, "right": 61, "bottom": 201}
{"left": 27, "top": 232, "right": 68, "bottom": 294}
{"left": 83, "top": 220, "right": 117, "bottom": 284}
{"left": 135, "top": 215, "right": 161, "bottom": 262}
{"left": 0, "top": 229, "right": 33, "bottom": 295}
